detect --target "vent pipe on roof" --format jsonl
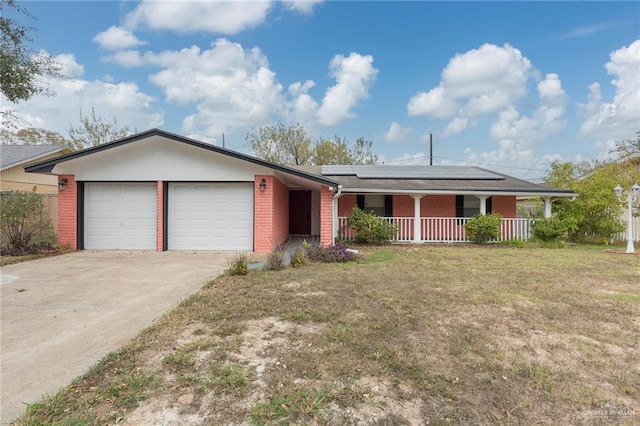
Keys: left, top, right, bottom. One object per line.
{"left": 429, "top": 131, "right": 433, "bottom": 166}
{"left": 222, "top": 133, "right": 225, "bottom": 149}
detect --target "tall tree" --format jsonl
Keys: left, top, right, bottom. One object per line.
{"left": 609, "top": 130, "right": 640, "bottom": 159}
{"left": 0, "top": 127, "right": 66, "bottom": 146}
{"left": 544, "top": 159, "right": 640, "bottom": 242}
{"left": 245, "top": 122, "right": 312, "bottom": 165}
{"left": 351, "top": 137, "right": 378, "bottom": 165}
{"left": 67, "top": 108, "right": 131, "bottom": 151}
{"left": 0, "top": 0, "right": 60, "bottom": 103}
{"left": 246, "top": 123, "right": 379, "bottom": 165}
{"left": 313, "top": 136, "right": 353, "bottom": 165}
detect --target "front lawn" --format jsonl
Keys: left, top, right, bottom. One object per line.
{"left": 16, "top": 245, "right": 639, "bottom": 425}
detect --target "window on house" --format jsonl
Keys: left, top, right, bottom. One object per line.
{"left": 357, "top": 194, "right": 393, "bottom": 217}
{"left": 456, "top": 195, "right": 492, "bottom": 217}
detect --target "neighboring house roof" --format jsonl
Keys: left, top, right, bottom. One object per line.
{"left": 295, "top": 165, "right": 576, "bottom": 197}
{"left": 25, "top": 129, "right": 339, "bottom": 188}
{"left": 0, "top": 145, "right": 63, "bottom": 171}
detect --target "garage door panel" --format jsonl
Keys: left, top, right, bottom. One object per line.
{"left": 169, "top": 182, "right": 253, "bottom": 251}
{"left": 85, "top": 183, "right": 157, "bottom": 250}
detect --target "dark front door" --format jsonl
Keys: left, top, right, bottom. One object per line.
{"left": 289, "top": 190, "right": 311, "bottom": 234}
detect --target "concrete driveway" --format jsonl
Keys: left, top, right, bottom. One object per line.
{"left": 0, "top": 250, "right": 231, "bottom": 424}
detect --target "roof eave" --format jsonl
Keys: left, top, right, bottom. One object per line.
{"left": 340, "top": 188, "right": 577, "bottom": 197}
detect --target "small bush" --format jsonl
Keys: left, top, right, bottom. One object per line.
{"left": 307, "top": 242, "right": 357, "bottom": 263}
{"left": 0, "top": 189, "right": 56, "bottom": 254}
{"left": 346, "top": 207, "right": 397, "bottom": 244}
{"left": 264, "top": 250, "right": 285, "bottom": 271}
{"left": 499, "top": 239, "right": 526, "bottom": 248}
{"left": 226, "top": 252, "right": 249, "bottom": 276}
{"left": 531, "top": 216, "right": 566, "bottom": 242}
{"left": 290, "top": 242, "right": 308, "bottom": 268}
{"left": 465, "top": 213, "right": 502, "bottom": 244}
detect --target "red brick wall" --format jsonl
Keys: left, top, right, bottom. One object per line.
{"left": 320, "top": 186, "right": 333, "bottom": 246}
{"left": 338, "top": 194, "right": 357, "bottom": 216}
{"left": 271, "top": 177, "right": 290, "bottom": 249}
{"left": 156, "top": 181, "right": 164, "bottom": 252}
{"left": 491, "top": 195, "right": 516, "bottom": 218}
{"left": 422, "top": 195, "right": 456, "bottom": 217}
{"left": 253, "top": 176, "right": 289, "bottom": 253}
{"left": 57, "top": 174, "right": 77, "bottom": 250}
{"left": 393, "top": 195, "right": 414, "bottom": 217}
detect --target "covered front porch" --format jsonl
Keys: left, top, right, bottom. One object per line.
{"left": 333, "top": 192, "right": 559, "bottom": 243}
{"left": 338, "top": 216, "right": 534, "bottom": 243}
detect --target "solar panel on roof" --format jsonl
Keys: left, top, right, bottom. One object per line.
{"left": 321, "top": 165, "right": 504, "bottom": 180}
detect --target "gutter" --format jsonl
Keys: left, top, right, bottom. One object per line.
{"left": 332, "top": 184, "right": 343, "bottom": 199}
{"left": 339, "top": 188, "right": 577, "bottom": 198}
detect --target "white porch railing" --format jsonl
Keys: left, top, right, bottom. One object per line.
{"left": 337, "top": 217, "right": 533, "bottom": 243}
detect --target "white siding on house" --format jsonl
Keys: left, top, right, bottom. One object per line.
{"left": 53, "top": 137, "right": 273, "bottom": 182}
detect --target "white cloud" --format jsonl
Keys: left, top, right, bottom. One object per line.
{"left": 316, "top": 52, "right": 378, "bottom": 126}
{"left": 124, "top": 0, "right": 272, "bottom": 35}
{"left": 408, "top": 43, "right": 534, "bottom": 132}
{"left": 103, "top": 40, "right": 376, "bottom": 136}
{"left": 2, "top": 53, "right": 163, "bottom": 135}
{"left": 94, "top": 26, "right": 146, "bottom": 50}
{"left": 287, "top": 80, "right": 319, "bottom": 127}
{"left": 281, "top": 0, "right": 323, "bottom": 14}
{"left": 579, "top": 40, "right": 640, "bottom": 149}
{"left": 407, "top": 86, "right": 459, "bottom": 118}
{"left": 554, "top": 22, "right": 629, "bottom": 40}
{"left": 103, "top": 50, "right": 145, "bottom": 67}
{"left": 444, "top": 117, "right": 469, "bottom": 135}
{"left": 384, "top": 121, "right": 411, "bottom": 143}
{"left": 489, "top": 74, "right": 566, "bottom": 142}
{"left": 465, "top": 73, "right": 568, "bottom": 180}
{"left": 135, "top": 39, "right": 285, "bottom": 136}
{"left": 53, "top": 53, "right": 85, "bottom": 78}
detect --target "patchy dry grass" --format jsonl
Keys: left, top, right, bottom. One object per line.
{"left": 0, "top": 246, "right": 73, "bottom": 266}
{"left": 15, "top": 245, "right": 640, "bottom": 425}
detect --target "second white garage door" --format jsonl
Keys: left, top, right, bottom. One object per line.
{"left": 168, "top": 183, "right": 253, "bottom": 251}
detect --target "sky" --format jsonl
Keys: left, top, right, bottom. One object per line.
{"left": 2, "top": 1, "right": 639, "bottom": 182}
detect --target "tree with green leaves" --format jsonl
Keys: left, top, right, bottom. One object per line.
{"left": 67, "top": 108, "right": 132, "bottom": 151}
{"left": 246, "top": 123, "right": 378, "bottom": 165}
{"left": 0, "top": 127, "right": 67, "bottom": 146}
{"left": 544, "top": 158, "right": 639, "bottom": 242}
{"left": 0, "top": 0, "right": 60, "bottom": 104}
{"left": 245, "top": 122, "right": 312, "bottom": 165}
{"left": 0, "top": 189, "right": 55, "bottom": 254}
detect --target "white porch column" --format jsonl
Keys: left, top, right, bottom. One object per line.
{"left": 331, "top": 186, "right": 343, "bottom": 244}
{"left": 332, "top": 196, "right": 338, "bottom": 243}
{"left": 476, "top": 195, "right": 489, "bottom": 215}
{"left": 543, "top": 196, "right": 552, "bottom": 218}
{"left": 411, "top": 194, "right": 423, "bottom": 243}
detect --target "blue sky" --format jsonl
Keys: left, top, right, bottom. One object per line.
{"left": 3, "top": 1, "right": 639, "bottom": 181}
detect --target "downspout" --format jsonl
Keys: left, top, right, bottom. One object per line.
{"left": 331, "top": 185, "right": 343, "bottom": 244}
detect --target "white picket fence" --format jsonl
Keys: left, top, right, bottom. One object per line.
{"left": 337, "top": 217, "right": 533, "bottom": 243}
{"left": 613, "top": 216, "right": 640, "bottom": 242}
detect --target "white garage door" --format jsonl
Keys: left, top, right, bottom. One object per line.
{"left": 169, "top": 182, "right": 253, "bottom": 251}
{"left": 85, "top": 183, "right": 157, "bottom": 250}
